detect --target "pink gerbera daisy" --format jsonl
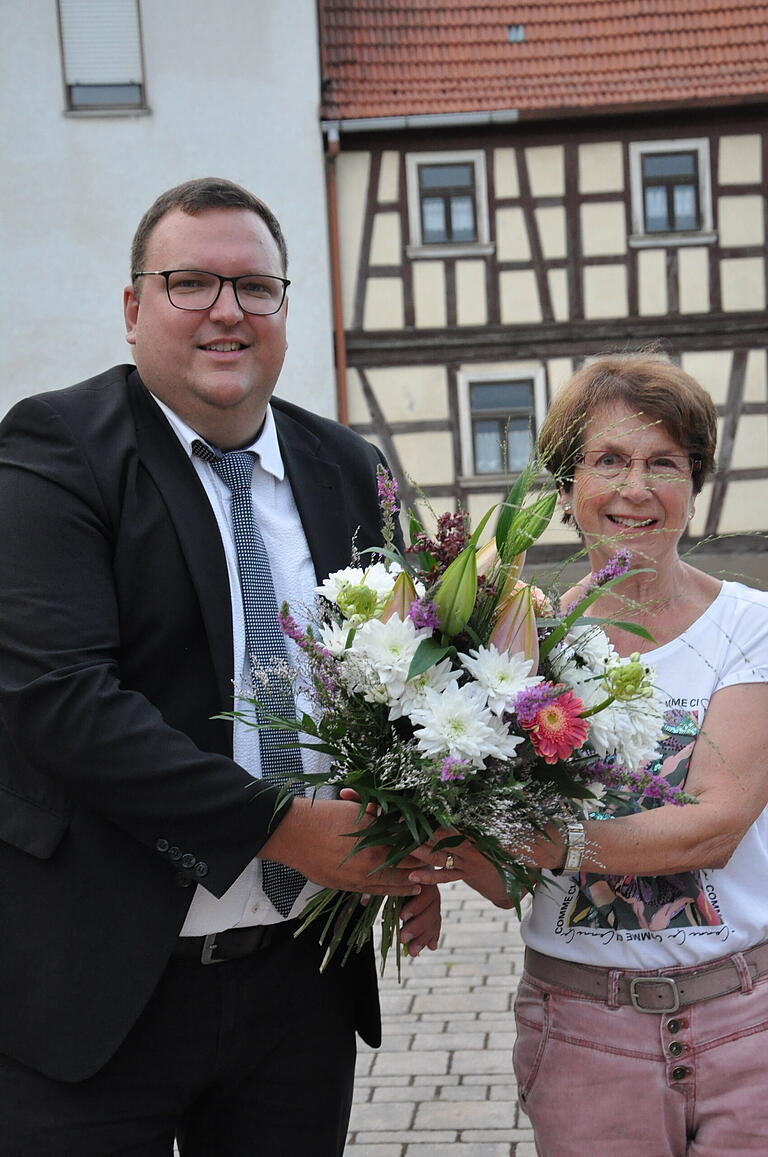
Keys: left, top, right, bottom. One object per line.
{"left": 526, "top": 690, "right": 588, "bottom": 764}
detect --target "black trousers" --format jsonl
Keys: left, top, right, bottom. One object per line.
{"left": 0, "top": 930, "right": 358, "bottom": 1157}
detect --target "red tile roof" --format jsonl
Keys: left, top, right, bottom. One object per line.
{"left": 318, "top": 0, "right": 768, "bottom": 122}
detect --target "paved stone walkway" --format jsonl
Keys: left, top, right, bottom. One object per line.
{"left": 346, "top": 881, "right": 536, "bottom": 1156}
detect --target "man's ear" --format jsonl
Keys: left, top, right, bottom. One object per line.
{"left": 123, "top": 285, "right": 139, "bottom": 347}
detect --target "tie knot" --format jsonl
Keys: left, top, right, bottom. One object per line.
{"left": 193, "top": 441, "right": 255, "bottom": 493}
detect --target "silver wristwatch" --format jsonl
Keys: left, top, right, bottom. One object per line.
{"left": 561, "top": 819, "right": 586, "bottom": 873}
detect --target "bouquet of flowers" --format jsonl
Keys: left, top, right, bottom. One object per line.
{"left": 234, "top": 464, "right": 693, "bottom": 974}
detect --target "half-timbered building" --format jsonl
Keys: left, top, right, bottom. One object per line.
{"left": 318, "top": 0, "right": 768, "bottom": 560}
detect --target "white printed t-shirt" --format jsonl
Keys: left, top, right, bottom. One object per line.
{"left": 522, "top": 581, "right": 768, "bottom": 970}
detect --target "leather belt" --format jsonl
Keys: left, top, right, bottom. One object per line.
{"left": 524, "top": 941, "right": 768, "bottom": 1014}
{"left": 174, "top": 920, "right": 300, "bottom": 965}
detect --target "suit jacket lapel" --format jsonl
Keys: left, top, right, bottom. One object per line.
{"left": 274, "top": 408, "right": 353, "bottom": 582}
{"left": 128, "top": 375, "right": 235, "bottom": 707}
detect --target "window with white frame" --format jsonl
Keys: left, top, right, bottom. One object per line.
{"left": 406, "top": 150, "right": 492, "bottom": 257}
{"left": 629, "top": 139, "right": 714, "bottom": 245}
{"left": 458, "top": 369, "right": 545, "bottom": 477}
{"left": 58, "top": 0, "right": 145, "bottom": 111}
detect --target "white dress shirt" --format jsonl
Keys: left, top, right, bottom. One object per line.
{"left": 151, "top": 394, "right": 332, "bottom": 931}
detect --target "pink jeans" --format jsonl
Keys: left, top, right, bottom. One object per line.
{"left": 513, "top": 962, "right": 768, "bottom": 1155}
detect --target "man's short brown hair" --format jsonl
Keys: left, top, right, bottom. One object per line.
{"left": 130, "top": 177, "right": 288, "bottom": 282}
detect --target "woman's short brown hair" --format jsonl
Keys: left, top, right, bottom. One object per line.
{"left": 538, "top": 352, "right": 717, "bottom": 503}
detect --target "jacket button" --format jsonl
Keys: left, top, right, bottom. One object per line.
{"left": 156, "top": 838, "right": 169, "bottom": 853}
{"left": 168, "top": 846, "right": 181, "bottom": 861}
{"left": 667, "top": 1019, "right": 681, "bottom": 1034}
{"left": 175, "top": 873, "right": 194, "bottom": 888}
{"left": 669, "top": 1041, "right": 684, "bottom": 1057}
{"left": 193, "top": 862, "right": 209, "bottom": 878}
{"left": 671, "top": 1066, "right": 689, "bottom": 1081}
{"left": 181, "top": 853, "right": 196, "bottom": 868}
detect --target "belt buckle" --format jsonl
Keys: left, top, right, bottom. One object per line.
{"left": 200, "top": 933, "right": 226, "bottom": 965}
{"left": 629, "top": 975, "right": 680, "bottom": 1014}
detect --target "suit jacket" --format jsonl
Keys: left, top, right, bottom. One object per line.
{"left": 0, "top": 365, "right": 386, "bottom": 1081}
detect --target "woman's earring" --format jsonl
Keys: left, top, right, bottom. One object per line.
{"left": 689, "top": 505, "right": 695, "bottom": 519}
{"left": 563, "top": 502, "right": 572, "bottom": 513}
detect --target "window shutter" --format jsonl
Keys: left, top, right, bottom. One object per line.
{"left": 59, "top": 0, "right": 143, "bottom": 85}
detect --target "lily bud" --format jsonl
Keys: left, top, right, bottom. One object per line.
{"left": 497, "top": 551, "right": 527, "bottom": 601}
{"left": 476, "top": 539, "right": 526, "bottom": 601}
{"left": 379, "top": 570, "right": 418, "bottom": 622}
{"left": 489, "top": 582, "right": 539, "bottom": 666}
{"left": 432, "top": 544, "right": 477, "bottom": 636}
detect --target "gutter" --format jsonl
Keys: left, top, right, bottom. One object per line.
{"left": 321, "top": 108, "right": 519, "bottom": 134}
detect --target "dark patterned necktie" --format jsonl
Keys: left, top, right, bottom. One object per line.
{"left": 193, "top": 440, "right": 306, "bottom": 917}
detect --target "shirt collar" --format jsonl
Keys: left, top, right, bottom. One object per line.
{"left": 148, "top": 393, "right": 286, "bottom": 481}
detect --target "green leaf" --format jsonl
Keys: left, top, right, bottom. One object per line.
{"left": 358, "top": 544, "right": 412, "bottom": 574}
{"left": 406, "top": 637, "right": 456, "bottom": 681}
{"left": 408, "top": 508, "right": 425, "bottom": 545}
{"left": 503, "top": 490, "right": 558, "bottom": 556}
{"left": 496, "top": 463, "right": 537, "bottom": 553}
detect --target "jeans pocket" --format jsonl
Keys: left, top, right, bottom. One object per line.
{"left": 513, "top": 978, "right": 552, "bottom": 1104}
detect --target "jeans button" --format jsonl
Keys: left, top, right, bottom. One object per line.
{"left": 672, "top": 1066, "right": 689, "bottom": 1081}
{"left": 669, "top": 1041, "right": 684, "bottom": 1057}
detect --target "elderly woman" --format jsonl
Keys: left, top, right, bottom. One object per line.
{"left": 410, "top": 352, "right": 768, "bottom": 1155}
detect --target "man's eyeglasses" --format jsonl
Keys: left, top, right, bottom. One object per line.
{"left": 134, "top": 269, "right": 290, "bottom": 316}
{"left": 575, "top": 450, "right": 701, "bottom": 481}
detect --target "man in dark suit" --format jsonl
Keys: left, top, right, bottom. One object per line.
{"left": 0, "top": 178, "right": 439, "bottom": 1156}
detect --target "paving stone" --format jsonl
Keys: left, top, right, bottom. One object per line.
{"left": 349, "top": 1102, "right": 414, "bottom": 1132}
{"left": 354, "top": 1132, "right": 456, "bottom": 1146}
{"left": 373, "top": 1051, "right": 449, "bottom": 1076}
{"left": 412, "top": 991, "right": 511, "bottom": 1014}
{"left": 410, "top": 1031, "right": 486, "bottom": 1051}
{"left": 344, "top": 1147, "right": 403, "bottom": 1157}
{"left": 403, "top": 1146, "right": 511, "bottom": 1156}
{"left": 372, "top": 1085, "right": 438, "bottom": 1102}
{"left": 451, "top": 1049, "right": 516, "bottom": 1075}
{"left": 463, "top": 1130, "right": 535, "bottom": 1143}
{"left": 414, "top": 1100, "right": 517, "bottom": 1130}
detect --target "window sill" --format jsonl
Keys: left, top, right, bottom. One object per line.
{"left": 406, "top": 242, "right": 495, "bottom": 260}
{"left": 459, "top": 473, "right": 526, "bottom": 490}
{"left": 628, "top": 231, "right": 717, "bottom": 249}
{"left": 63, "top": 106, "right": 151, "bottom": 119}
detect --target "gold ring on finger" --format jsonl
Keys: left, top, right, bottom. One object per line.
{"left": 445, "top": 853, "right": 455, "bottom": 871}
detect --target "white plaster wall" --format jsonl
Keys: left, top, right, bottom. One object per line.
{"left": 678, "top": 247, "right": 710, "bottom": 314}
{"left": 638, "top": 249, "right": 668, "bottom": 316}
{"left": 493, "top": 148, "right": 519, "bottom": 198}
{"left": 370, "top": 212, "right": 402, "bottom": 264}
{"left": 578, "top": 142, "right": 624, "bottom": 194}
{"left": 413, "top": 262, "right": 447, "bottom": 328}
{"left": 455, "top": 260, "right": 487, "bottom": 326}
{"left": 0, "top": 0, "right": 336, "bottom": 416}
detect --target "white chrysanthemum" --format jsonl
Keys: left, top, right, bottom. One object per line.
{"left": 319, "top": 620, "right": 353, "bottom": 657}
{"left": 315, "top": 562, "right": 403, "bottom": 606}
{"left": 554, "top": 623, "right": 617, "bottom": 675}
{"left": 409, "top": 681, "right": 524, "bottom": 769}
{"left": 388, "top": 657, "right": 461, "bottom": 720}
{"left": 341, "top": 615, "right": 427, "bottom": 707}
{"left": 588, "top": 690, "right": 665, "bottom": 772}
{"left": 459, "top": 644, "right": 542, "bottom": 716}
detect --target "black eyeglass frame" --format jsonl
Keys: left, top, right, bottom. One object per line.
{"left": 134, "top": 269, "right": 291, "bottom": 316}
